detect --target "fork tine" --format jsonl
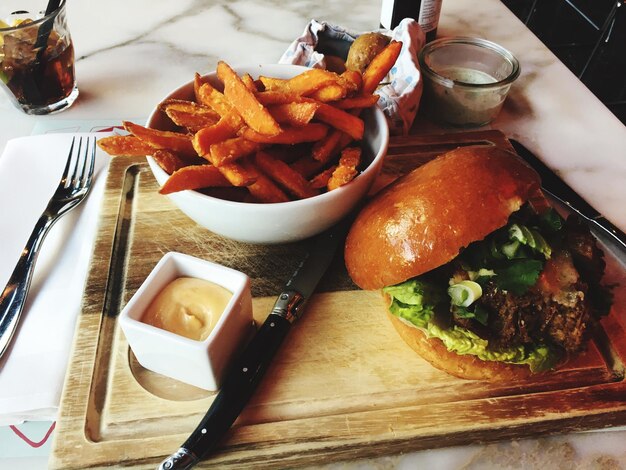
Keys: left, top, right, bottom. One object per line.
{"left": 61, "top": 137, "right": 77, "bottom": 187}
{"left": 72, "top": 136, "right": 96, "bottom": 190}
{"left": 77, "top": 136, "right": 89, "bottom": 186}
{"left": 71, "top": 137, "right": 85, "bottom": 188}
{"left": 83, "top": 136, "right": 96, "bottom": 188}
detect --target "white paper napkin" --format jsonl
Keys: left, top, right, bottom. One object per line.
{"left": 0, "top": 134, "right": 110, "bottom": 426}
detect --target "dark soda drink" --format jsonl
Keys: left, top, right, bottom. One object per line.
{"left": 1, "top": 33, "right": 75, "bottom": 106}
{"left": 0, "top": 1, "right": 77, "bottom": 114}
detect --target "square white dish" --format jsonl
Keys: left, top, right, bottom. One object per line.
{"left": 119, "top": 252, "right": 253, "bottom": 390}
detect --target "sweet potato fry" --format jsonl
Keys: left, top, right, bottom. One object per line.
{"left": 308, "top": 83, "right": 347, "bottom": 102}
{"left": 338, "top": 146, "right": 361, "bottom": 167}
{"left": 161, "top": 99, "right": 220, "bottom": 130}
{"left": 254, "top": 150, "right": 319, "bottom": 199}
{"left": 161, "top": 99, "right": 219, "bottom": 118}
{"left": 217, "top": 61, "right": 282, "bottom": 136}
{"left": 260, "top": 69, "right": 339, "bottom": 96}
{"left": 333, "top": 94, "right": 379, "bottom": 110}
{"left": 313, "top": 102, "right": 364, "bottom": 140}
{"left": 258, "top": 76, "right": 287, "bottom": 91}
{"left": 309, "top": 165, "right": 338, "bottom": 189}
{"left": 287, "top": 69, "right": 344, "bottom": 96}
{"left": 209, "top": 137, "right": 261, "bottom": 166}
{"left": 123, "top": 121, "right": 197, "bottom": 158}
{"left": 239, "top": 159, "right": 290, "bottom": 203}
{"left": 311, "top": 128, "right": 344, "bottom": 163}
{"left": 307, "top": 72, "right": 360, "bottom": 102}
{"left": 192, "top": 114, "right": 241, "bottom": 156}
{"left": 193, "top": 72, "right": 207, "bottom": 103}
{"left": 327, "top": 147, "right": 361, "bottom": 190}
{"left": 159, "top": 164, "right": 231, "bottom": 194}
{"left": 341, "top": 70, "right": 362, "bottom": 93}
{"left": 97, "top": 135, "right": 154, "bottom": 156}
{"left": 151, "top": 149, "right": 195, "bottom": 174}
{"left": 242, "top": 123, "right": 328, "bottom": 144}
{"left": 241, "top": 73, "right": 258, "bottom": 92}
{"left": 165, "top": 109, "right": 220, "bottom": 131}
{"left": 267, "top": 102, "right": 319, "bottom": 127}
{"left": 362, "top": 40, "right": 402, "bottom": 94}
{"left": 255, "top": 90, "right": 302, "bottom": 106}
{"left": 215, "top": 160, "right": 258, "bottom": 187}
{"left": 195, "top": 82, "right": 235, "bottom": 117}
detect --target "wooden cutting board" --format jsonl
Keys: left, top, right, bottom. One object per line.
{"left": 50, "top": 130, "right": 626, "bottom": 469}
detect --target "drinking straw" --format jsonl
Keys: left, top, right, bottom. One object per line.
{"left": 22, "top": 0, "right": 63, "bottom": 102}
{"left": 35, "top": 0, "right": 62, "bottom": 50}
{"left": 44, "top": 0, "right": 62, "bottom": 15}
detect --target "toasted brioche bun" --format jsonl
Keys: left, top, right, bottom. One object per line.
{"left": 385, "top": 296, "right": 533, "bottom": 380}
{"left": 345, "top": 145, "right": 541, "bottom": 290}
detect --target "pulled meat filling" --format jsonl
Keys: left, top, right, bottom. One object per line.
{"left": 480, "top": 275, "right": 589, "bottom": 352}
{"left": 449, "top": 214, "right": 608, "bottom": 354}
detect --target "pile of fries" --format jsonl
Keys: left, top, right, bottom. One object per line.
{"left": 98, "top": 41, "right": 402, "bottom": 203}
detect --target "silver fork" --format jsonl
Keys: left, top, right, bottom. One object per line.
{"left": 0, "top": 136, "right": 96, "bottom": 359}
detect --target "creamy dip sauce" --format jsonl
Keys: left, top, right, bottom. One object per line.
{"left": 439, "top": 66, "right": 498, "bottom": 85}
{"left": 424, "top": 66, "right": 510, "bottom": 127}
{"left": 142, "top": 277, "right": 232, "bottom": 341}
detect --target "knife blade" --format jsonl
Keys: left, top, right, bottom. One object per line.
{"left": 157, "top": 217, "right": 352, "bottom": 470}
{"left": 510, "top": 139, "right": 626, "bottom": 254}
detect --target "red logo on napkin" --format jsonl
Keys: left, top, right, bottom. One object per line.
{"left": 9, "top": 422, "right": 56, "bottom": 448}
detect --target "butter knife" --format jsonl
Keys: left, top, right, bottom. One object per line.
{"left": 510, "top": 139, "right": 626, "bottom": 253}
{"left": 157, "top": 217, "right": 351, "bottom": 470}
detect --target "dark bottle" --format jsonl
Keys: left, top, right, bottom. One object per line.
{"left": 380, "top": 0, "right": 443, "bottom": 42}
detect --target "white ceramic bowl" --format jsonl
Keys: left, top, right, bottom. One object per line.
{"left": 146, "top": 64, "right": 389, "bottom": 244}
{"left": 119, "top": 252, "right": 254, "bottom": 391}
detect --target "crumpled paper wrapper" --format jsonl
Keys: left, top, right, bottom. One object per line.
{"left": 279, "top": 18, "right": 425, "bottom": 135}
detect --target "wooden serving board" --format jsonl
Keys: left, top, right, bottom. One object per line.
{"left": 51, "top": 130, "right": 626, "bottom": 469}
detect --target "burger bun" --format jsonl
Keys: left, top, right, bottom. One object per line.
{"left": 344, "top": 145, "right": 541, "bottom": 290}
{"left": 385, "top": 302, "right": 534, "bottom": 380}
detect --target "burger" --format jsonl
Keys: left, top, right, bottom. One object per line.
{"left": 344, "top": 146, "right": 611, "bottom": 380}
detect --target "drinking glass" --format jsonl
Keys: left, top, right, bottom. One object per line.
{"left": 0, "top": 0, "right": 78, "bottom": 114}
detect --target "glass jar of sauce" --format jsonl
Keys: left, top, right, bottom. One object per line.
{"left": 418, "top": 37, "right": 520, "bottom": 127}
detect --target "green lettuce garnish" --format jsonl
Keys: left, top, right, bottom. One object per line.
{"left": 429, "top": 323, "right": 556, "bottom": 372}
{"left": 508, "top": 223, "right": 552, "bottom": 259}
{"left": 384, "top": 278, "right": 558, "bottom": 372}
{"left": 492, "top": 259, "right": 543, "bottom": 295}
{"left": 538, "top": 208, "right": 564, "bottom": 233}
{"left": 453, "top": 304, "right": 489, "bottom": 326}
{"left": 459, "top": 214, "right": 560, "bottom": 296}
{"left": 383, "top": 279, "right": 441, "bottom": 328}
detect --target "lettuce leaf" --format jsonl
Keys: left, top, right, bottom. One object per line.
{"left": 538, "top": 208, "right": 564, "bottom": 232}
{"left": 383, "top": 279, "right": 440, "bottom": 328}
{"left": 384, "top": 278, "right": 559, "bottom": 372}
{"left": 428, "top": 323, "right": 557, "bottom": 372}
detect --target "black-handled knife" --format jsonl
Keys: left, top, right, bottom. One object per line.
{"left": 157, "top": 217, "right": 352, "bottom": 469}
{"left": 510, "top": 139, "right": 626, "bottom": 253}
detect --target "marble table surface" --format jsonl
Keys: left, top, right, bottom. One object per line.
{"left": 1, "top": 0, "right": 625, "bottom": 468}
